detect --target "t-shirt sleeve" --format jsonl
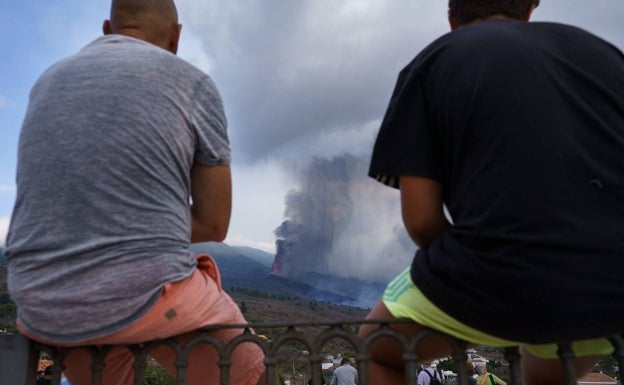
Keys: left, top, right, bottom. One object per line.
{"left": 191, "top": 75, "right": 230, "bottom": 165}
{"left": 368, "top": 63, "right": 442, "bottom": 188}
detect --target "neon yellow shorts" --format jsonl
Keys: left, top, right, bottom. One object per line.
{"left": 383, "top": 268, "right": 613, "bottom": 359}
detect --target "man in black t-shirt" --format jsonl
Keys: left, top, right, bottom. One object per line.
{"left": 358, "top": 1, "right": 624, "bottom": 384}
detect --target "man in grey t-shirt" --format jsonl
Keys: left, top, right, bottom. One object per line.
{"left": 5, "top": 1, "right": 264, "bottom": 385}
{"left": 330, "top": 358, "right": 358, "bottom": 385}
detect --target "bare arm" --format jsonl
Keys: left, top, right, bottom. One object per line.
{"left": 190, "top": 161, "right": 232, "bottom": 243}
{"left": 493, "top": 375, "right": 507, "bottom": 385}
{"left": 399, "top": 175, "right": 449, "bottom": 248}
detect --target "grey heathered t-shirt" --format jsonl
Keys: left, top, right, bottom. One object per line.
{"left": 5, "top": 35, "right": 230, "bottom": 343}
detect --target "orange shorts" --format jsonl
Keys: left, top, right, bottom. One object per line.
{"left": 19, "top": 254, "right": 265, "bottom": 385}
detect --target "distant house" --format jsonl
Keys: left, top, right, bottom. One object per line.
{"left": 578, "top": 372, "right": 618, "bottom": 385}
{"left": 465, "top": 349, "right": 488, "bottom": 367}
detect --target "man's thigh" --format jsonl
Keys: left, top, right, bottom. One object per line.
{"left": 89, "top": 254, "right": 246, "bottom": 343}
{"left": 359, "top": 300, "right": 464, "bottom": 368}
{"left": 65, "top": 254, "right": 264, "bottom": 385}
{"left": 520, "top": 347, "right": 603, "bottom": 385}
{"left": 149, "top": 328, "right": 264, "bottom": 385}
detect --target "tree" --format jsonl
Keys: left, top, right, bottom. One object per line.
{"left": 0, "top": 321, "right": 17, "bottom": 334}
{"left": 143, "top": 361, "right": 176, "bottom": 385}
{"left": 0, "top": 302, "right": 17, "bottom": 317}
{"left": 437, "top": 358, "right": 457, "bottom": 373}
{"left": 595, "top": 355, "right": 618, "bottom": 379}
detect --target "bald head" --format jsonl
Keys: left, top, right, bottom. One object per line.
{"left": 103, "top": 0, "right": 181, "bottom": 53}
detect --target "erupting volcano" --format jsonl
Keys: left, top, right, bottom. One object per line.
{"left": 271, "top": 156, "right": 355, "bottom": 279}
{"left": 268, "top": 155, "right": 417, "bottom": 306}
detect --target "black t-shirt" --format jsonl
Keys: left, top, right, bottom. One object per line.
{"left": 369, "top": 20, "right": 624, "bottom": 343}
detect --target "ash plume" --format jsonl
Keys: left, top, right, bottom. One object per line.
{"left": 272, "top": 154, "right": 416, "bottom": 289}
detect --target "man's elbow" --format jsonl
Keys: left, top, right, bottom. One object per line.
{"left": 405, "top": 223, "right": 443, "bottom": 248}
{"left": 407, "top": 231, "right": 435, "bottom": 248}
{"left": 191, "top": 219, "right": 229, "bottom": 243}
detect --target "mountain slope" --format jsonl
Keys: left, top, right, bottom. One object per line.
{"left": 190, "top": 243, "right": 364, "bottom": 304}
{"left": 191, "top": 242, "right": 385, "bottom": 306}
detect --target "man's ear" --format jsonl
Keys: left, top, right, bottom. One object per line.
{"left": 448, "top": 10, "right": 459, "bottom": 30}
{"left": 103, "top": 19, "right": 112, "bottom": 35}
{"left": 168, "top": 23, "right": 182, "bottom": 54}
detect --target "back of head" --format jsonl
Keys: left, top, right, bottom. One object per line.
{"left": 107, "top": 0, "right": 180, "bottom": 52}
{"left": 341, "top": 358, "right": 352, "bottom": 366}
{"left": 448, "top": 0, "right": 539, "bottom": 26}
{"left": 474, "top": 364, "right": 486, "bottom": 375}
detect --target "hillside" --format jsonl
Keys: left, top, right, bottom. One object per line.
{"left": 229, "top": 290, "right": 370, "bottom": 324}
{"left": 191, "top": 242, "right": 385, "bottom": 306}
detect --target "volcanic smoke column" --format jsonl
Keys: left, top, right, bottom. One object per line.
{"left": 272, "top": 156, "right": 356, "bottom": 279}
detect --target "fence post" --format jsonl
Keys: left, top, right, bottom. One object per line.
{"left": 0, "top": 334, "right": 38, "bottom": 385}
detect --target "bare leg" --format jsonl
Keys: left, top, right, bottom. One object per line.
{"left": 358, "top": 300, "right": 460, "bottom": 385}
{"left": 520, "top": 347, "right": 603, "bottom": 385}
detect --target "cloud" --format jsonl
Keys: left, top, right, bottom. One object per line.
{"left": 225, "top": 234, "right": 275, "bottom": 255}
{"left": 175, "top": 0, "right": 624, "bottom": 168}
{"left": 0, "top": 95, "right": 9, "bottom": 108}
{"left": 177, "top": 28, "right": 215, "bottom": 74}
{"left": 178, "top": 0, "right": 448, "bottom": 163}
{"left": 0, "top": 216, "right": 9, "bottom": 246}
{"left": 0, "top": 185, "right": 15, "bottom": 193}
{"left": 224, "top": 159, "right": 293, "bottom": 252}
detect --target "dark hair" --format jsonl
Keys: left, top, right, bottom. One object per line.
{"left": 341, "top": 358, "right": 352, "bottom": 365}
{"left": 448, "top": 0, "right": 539, "bottom": 25}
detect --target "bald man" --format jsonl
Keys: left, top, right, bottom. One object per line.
{"left": 5, "top": 1, "right": 265, "bottom": 385}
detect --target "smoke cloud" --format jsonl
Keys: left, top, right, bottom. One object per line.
{"left": 273, "top": 154, "right": 416, "bottom": 286}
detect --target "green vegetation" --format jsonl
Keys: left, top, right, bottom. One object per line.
{"left": 143, "top": 362, "right": 176, "bottom": 385}
{"left": 437, "top": 358, "right": 457, "bottom": 373}
{"left": 596, "top": 355, "right": 618, "bottom": 379}
{"left": 229, "top": 286, "right": 301, "bottom": 301}
{"left": 0, "top": 284, "right": 17, "bottom": 331}
{"left": 0, "top": 302, "right": 16, "bottom": 318}
{"left": 0, "top": 321, "right": 17, "bottom": 333}
{"left": 0, "top": 292, "right": 12, "bottom": 304}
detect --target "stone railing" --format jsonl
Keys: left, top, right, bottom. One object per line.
{"left": 1, "top": 320, "right": 622, "bottom": 385}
